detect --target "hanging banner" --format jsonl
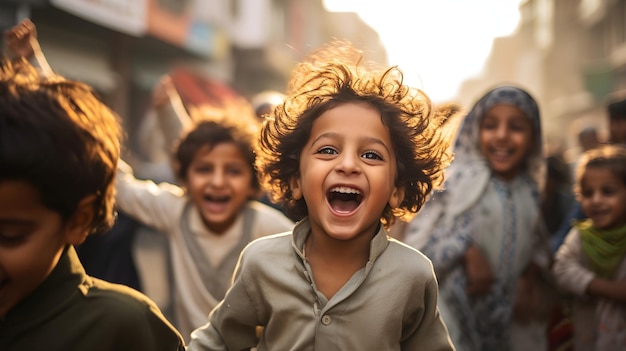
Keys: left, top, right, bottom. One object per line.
{"left": 147, "top": 0, "right": 226, "bottom": 58}
{"left": 51, "top": 0, "right": 147, "bottom": 36}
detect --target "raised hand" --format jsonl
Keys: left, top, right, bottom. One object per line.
{"left": 151, "top": 75, "right": 178, "bottom": 110}
{"left": 464, "top": 244, "right": 494, "bottom": 295}
{"left": 4, "top": 18, "right": 39, "bottom": 59}
{"left": 4, "top": 18, "right": 53, "bottom": 76}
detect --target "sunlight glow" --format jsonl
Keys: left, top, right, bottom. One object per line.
{"left": 324, "top": 0, "right": 522, "bottom": 103}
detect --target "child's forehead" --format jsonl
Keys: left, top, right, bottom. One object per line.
{"left": 582, "top": 166, "right": 623, "bottom": 183}
{"left": 482, "top": 103, "right": 528, "bottom": 118}
{"left": 193, "top": 142, "right": 253, "bottom": 162}
{"left": 0, "top": 179, "right": 46, "bottom": 214}
{"left": 304, "top": 102, "right": 400, "bottom": 145}
{"left": 311, "top": 103, "right": 388, "bottom": 132}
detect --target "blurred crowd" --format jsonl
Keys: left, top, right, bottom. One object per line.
{"left": 2, "top": 18, "right": 626, "bottom": 351}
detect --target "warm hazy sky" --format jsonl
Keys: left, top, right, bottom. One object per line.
{"left": 324, "top": 0, "right": 523, "bottom": 103}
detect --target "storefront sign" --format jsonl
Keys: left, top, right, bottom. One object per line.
{"left": 51, "top": 0, "right": 147, "bottom": 36}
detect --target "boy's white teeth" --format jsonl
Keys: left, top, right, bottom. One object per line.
{"left": 493, "top": 149, "right": 508, "bottom": 156}
{"left": 330, "top": 186, "right": 360, "bottom": 194}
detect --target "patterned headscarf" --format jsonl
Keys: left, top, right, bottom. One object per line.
{"left": 405, "top": 85, "right": 545, "bottom": 249}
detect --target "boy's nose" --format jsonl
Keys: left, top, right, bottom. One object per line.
{"left": 336, "top": 153, "right": 361, "bottom": 174}
{"left": 210, "top": 170, "right": 226, "bottom": 186}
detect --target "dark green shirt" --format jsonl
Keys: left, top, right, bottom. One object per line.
{"left": 0, "top": 246, "right": 185, "bottom": 351}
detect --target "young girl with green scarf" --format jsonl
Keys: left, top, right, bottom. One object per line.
{"left": 553, "top": 144, "right": 626, "bottom": 350}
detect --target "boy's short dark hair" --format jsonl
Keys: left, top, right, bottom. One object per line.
{"left": 0, "top": 58, "right": 121, "bottom": 234}
{"left": 174, "top": 104, "right": 260, "bottom": 191}
{"left": 256, "top": 42, "right": 453, "bottom": 226}
{"left": 574, "top": 144, "right": 626, "bottom": 196}
{"left": 608, "top": 95, "right": 626, "bottom": 120}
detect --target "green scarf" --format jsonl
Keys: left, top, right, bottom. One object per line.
{"left": 577, "top": 219, "right": 626, "bottom": 278}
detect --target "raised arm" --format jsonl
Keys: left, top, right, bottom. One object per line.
{"left": 131, "top": 76, "right": 190, "bottom": 183}
{"left": 552, "top": 228, "right": 597, "bottom": 296}
{"left": 554, "top": 227, "right": 626, "bottom": 302}
{"left": 586, "top": 277, "right": 626, "bottom": 303}
{"left": 152, "top": 75, "right": 192, "bottom": 151}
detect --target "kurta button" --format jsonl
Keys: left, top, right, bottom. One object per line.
{"left": 321, "top": 315, "right": 332, "bottom": 325}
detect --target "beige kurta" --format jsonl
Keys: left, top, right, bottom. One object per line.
{"left": 189, "top": 218, "right": 455, "bottom": 351}
{"left": 115, "top": 161, "right": 294, "bottom": 341}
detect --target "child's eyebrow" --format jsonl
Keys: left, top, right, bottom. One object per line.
{"left": 0, "top": 218, "right": 35, "bottom": 225}
{"left": 311, "top": 132, "right": 340, "bottom": 145}
{"left": 362, "top": 136, "right": 392, "bottom": 155}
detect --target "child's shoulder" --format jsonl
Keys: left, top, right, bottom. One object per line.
{"left": 244, "top": 231, "right": 293, "bottom": 254}
{"left": 237, "top": 231, "right": 292, "bottom": 263}
{"left": 246, "top": 200, "right": 294, "bottom": 231}
{"left": 384, "top": 238, "right": 437, "bottom": 277}
{"left": 81, "top": 277, "right": 169, "bottom": 321}
{"left": 14, "top": 275, "right": 183, "bottom": 350}
{"left": 3, "top": 279, "right": 184, "bottom": 351}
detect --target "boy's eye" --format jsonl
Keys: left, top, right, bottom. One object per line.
{"left": 0, "top": 228, "right": 29, "bottom": 246}
{"left": 0, "top": 236, "right": 27, "bottom": 246}
{"left": 226, "top": 167, "right": 245, "bottom": 176}
{"left": 362, "top": 150, "right": 383, "bottom": 160}
{"left": 193, "top": 165, "right": 213, "bottom": 173}
{"left": 316, "top": 146, "right": 337, "bottom": 155}
{"left": 601, "top": 186, "right": 617, "bottom": 196}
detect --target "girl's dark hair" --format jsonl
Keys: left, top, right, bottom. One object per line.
{"left": 256, "top": 41, "right": 453, "bottom": 226}
{"left": 575, "top": 144, "right": 626, "bottom": 196}
{"left": 0, "top": 58, "right": 121, "bottom": 234}
{"left": 174, "top": 104, "right": 260, "bottom": 192}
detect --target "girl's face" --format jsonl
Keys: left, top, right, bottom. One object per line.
{"left": 579, "top": 167, "right": 626, "bottom": 230}
{"left": 182, "top": 142, "right": 257, "bottom": 234}
{"left": 292, "top": 102, "right": 403, "bottom": 242}
{"left": 479, "top": 104, "right": 534, "bottom": 180}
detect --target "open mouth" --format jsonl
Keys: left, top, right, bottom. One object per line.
{"left": 204, "top": 194, "right": 231, "bottom": 203}
{"left": 201, "top": 194, "right": 231, "bottom": 213}
{"left": 327, "top": 186, "right": 363, "bottom": 214}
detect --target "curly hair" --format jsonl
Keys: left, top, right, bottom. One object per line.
{"left": 0, "top": 57, "right": 121, "bottom": 234}
{"left": 174, "top": 103, "right": 261, "bottom": 192}
{"left": 256, "top": 42, "right": 453, "bottom": 227}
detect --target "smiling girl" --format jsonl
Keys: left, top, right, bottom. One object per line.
{"left": 404, "top": 85, "right": 551, "bottom": 350}
{"left": 553, "top": 145, "right": 626, "bottom": 350}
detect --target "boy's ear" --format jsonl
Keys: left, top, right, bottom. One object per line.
{"left": 64, "top": 194, "right": 97, "bottom": 246}
{"left": 388, "top": 185, "right": 405, "bottom": 209}
{"left": 289, "top": 176, "right": 302, "bottom": 200}
{"left": 173, "top": 161, "right": 189, "bottom": 191}
{"left": 172, "top": 161, "right": 183, "bottom": 183}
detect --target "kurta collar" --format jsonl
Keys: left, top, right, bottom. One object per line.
{"left": 186, "top": 199, "right": 245, "bottom": 236}
{"left": 290, "top": 217, "right": 390, "bottom": 262}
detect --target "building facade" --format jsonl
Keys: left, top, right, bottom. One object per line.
{"left": 457, "top": 0, "right": 626, "bottom": 152}
{"left": 1, "top": 0, "right": 384, "bottom": 154}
